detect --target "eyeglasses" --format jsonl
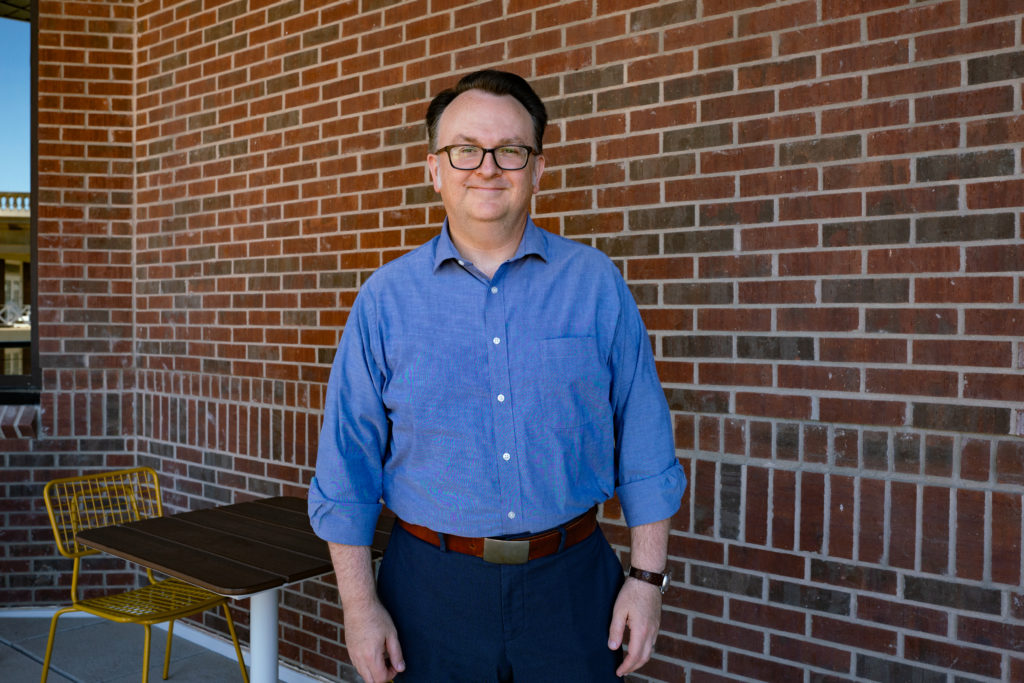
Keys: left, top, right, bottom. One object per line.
{"left": 435, "top": 144, "right": 537, "bottom": 171}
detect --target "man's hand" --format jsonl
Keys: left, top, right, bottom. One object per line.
{"left": 328, "top": 542, "right": 405, "bottom": 683}
{"left": 607, "top": 576, "right": 663, "bottom": 676}
{"left": 344, "top": 598, "right": 405, "bottom": 683}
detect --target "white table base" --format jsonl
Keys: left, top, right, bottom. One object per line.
{"left": 248, "top": 588, "right": 280, "bottom": 683}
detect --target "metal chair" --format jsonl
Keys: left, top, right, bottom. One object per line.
{"left": 41, "top": 467, "right": 249, "bottom": 683}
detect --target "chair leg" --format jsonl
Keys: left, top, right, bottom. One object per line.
{"left": 141, "top": 624, "right": 151, "bottom": 683}
{"left": 222, "top": 603, "right": 250, "bottom": 683}
{"left": 40, "top": 606, "right": 76, "bottom": 683}
{"left": 163, "top": 620, "right": 174, "bottom": 680}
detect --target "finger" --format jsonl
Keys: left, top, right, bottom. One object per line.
{"left": 607, "top": 609, "right": 627, "bottom": 650}
{"left": 386, "top": 631, "right": 406, "bottom": 674}
{"left": 616, "top": 623, "right": 656, "bottom": 676}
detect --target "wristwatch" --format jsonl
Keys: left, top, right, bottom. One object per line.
{"left": 627, "top": 565, "right": 671, "bottom": 594}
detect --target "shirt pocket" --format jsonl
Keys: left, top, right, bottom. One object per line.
{"left": 538, "top": 337, "right": 611, "bottom": 429}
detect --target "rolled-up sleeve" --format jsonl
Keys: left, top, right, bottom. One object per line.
{"left": 609, "top": 271, "right": 687, "bottom": 527}
{"left": 308, "top": 289, "right": 389, "bottom": 546}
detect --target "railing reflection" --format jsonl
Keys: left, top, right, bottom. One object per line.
{"left": 0, "top": 192, "right": 31, "bottom": 214}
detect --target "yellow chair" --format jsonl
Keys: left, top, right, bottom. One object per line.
{"left": 41, "top": 467, "right": 249, "bottom": 683}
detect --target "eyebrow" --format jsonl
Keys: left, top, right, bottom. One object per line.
{"left": 447, "top": 135, "right": 529, "bottom": 147}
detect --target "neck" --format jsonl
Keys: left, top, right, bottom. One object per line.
{"left": 448, "top": 217, "right": 528, "bottom": 279}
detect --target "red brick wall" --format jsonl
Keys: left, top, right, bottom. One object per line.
{"left": 2, "top": 1, "right": 1023, "bottom": 681}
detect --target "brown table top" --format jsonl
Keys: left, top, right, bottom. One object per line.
{"left": 76, "top": 496, "right": 333, "bottom": 596}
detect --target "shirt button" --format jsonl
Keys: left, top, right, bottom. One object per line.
{"left": 508, "top": 511, "right": 516, "bottom": 520}
{"left": 502, "top": 452, "right": 511, "bottom": 461}
{"left": 492, "top": 337, "right": 501, "bottom": 345}
{"left": 458, "top": 259, "right": 465, "bottom": 266}
{"left": 497, "top": 394, "right": 505, "bottom": 402}
{"left": 491, "top": 286, "right": 498, "bottom": 294}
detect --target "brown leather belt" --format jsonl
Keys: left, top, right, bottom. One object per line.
{"left": 397, "top": 508, "right": 598, "bottom": 565}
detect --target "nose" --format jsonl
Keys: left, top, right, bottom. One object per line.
{"left": 474, "top": 149, "right": 503, "bottom": 175}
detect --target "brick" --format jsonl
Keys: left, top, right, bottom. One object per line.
{"left": 822, "top": 278, "right": 909, "bottom": 304}
{"left": 729, "top": 653, "right": 804, "bottom": 682}
{"left": 737, "top": 393, "right": 806, "bottom": 419}
{"left": 779, "top": 19, "right": 860, "bottom": 55}
{"left": 865, "top": 368, "right": 957, "bottom": 398}
{"left": 820, "top": 398, "right": 906, "bottom": 428}
{"left": 991, "top": 491, "right": 1022, "bottom": 585}
{"left": 665, "top": 70, "right": 735, "bottom": 101}
{"left": 916, "top": 340, "right": 1010, "bottom": 372}
{"left": 913, "top": 403, "right": 1010, "bottom": 437}
{"left": 904, "top": 635, "right": 1001, "bottom": 679}
{"left": 856, "top": 655, "right": 946, "bottom": 683}
{"left": 867, "top": 246, "right": 959, "bottom": 274}
{"left": 965, "top": 308, "right": 1024, "bottom": 337}
{"left": 780, "top": 76, "right": 862, "bottom": 111}
{"left": 780, "top": 250, "right": 860, "bottom": 276}
{"left": 778, "top": 364, "right": 859, "bottom": 392}
{"left": 916, "top": 86, "right": 1015, "bottom": 123}
{"left": 964, "top": 372, "right": 1024, "bottom": 403}
{"left": 979, "top": 441, "right": 1022, "bottom": 484}
{"left": 819, "top": 335, "right": 901, "bottom": 365}
{"left": 966, "top": 178, "right": 1024, "bottom": 210}
{"left": 822, "top": 100, "right": 908, "bottom": 134}
{"left": 968, "top": 50, "right": 1024, "bottom": 85}
{"left": 824, "top": 159, "right": 909, "bottom": 190}
{"left": 730, "top": 598, "right": 805, "bottom": 635}
{"left": 918, "top": 22, "right": 1017, "bottom": 61}
{"left": 866, "top": 185, "right": 959, "bottom": 216}
{"left": 702, "top": 91, "right": 775, "bottom": 122}
{"left": 917, "top": 213, "right": 1015, "bottom": 243}
{"left": 700, "top": 200, "right": 774, "bottom": 226}
{"left": 703, "top": 145, "right": 774, "bottom": 174}
{"left": 771, "top": 633, "right": 850, "bottom": 672}
{"left": 872, "top": 127, "right": 961, "bottom": 162}
{"left": 812, "top": 615, "right": 899, "bottom": 655}
{"left": 967, "top": 114, "right": 1024, "bottom": 147}
{"left": 822, "top": 39, "right": 908, "bottom": 76}
{"left": 690, "top": 564, "right": 763, "bottom": 598}
{"left": 699, "top": 36, "right": 772, "bottom": 68}
{"left": 737, "top": 336, "right": 813, "bottom": 361}
{"left": 769, "top": 579, "right": 851, "bottom": 616}
{"left": 780, "top": 193, "right": 861, "bottom": 221}
{"left": 738, "top": 55, "right": 816, "bottom": 88}
{"left": 866, "top": 0, "right": 960, "bottom": 41}
{"left": 914, "top": 276, "right": 1014, "bottom": 304}
{"left": 739, "top": 112, "right": 815, "bottom": 142}
{"left": 868, "top": 63, "right": 960, "bottom": 98}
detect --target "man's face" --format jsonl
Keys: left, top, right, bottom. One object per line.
{"left": 427, "top": 89, "right": 545, "bottom": 231}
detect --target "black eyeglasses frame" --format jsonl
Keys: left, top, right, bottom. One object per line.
{"left": 435, "top": 144, "right": 538, "bottom": 171}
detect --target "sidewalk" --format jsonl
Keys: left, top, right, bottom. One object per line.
{"left": 0, "top": 609, "right": 333, "bottom": 683}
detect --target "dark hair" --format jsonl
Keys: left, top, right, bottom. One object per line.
{"left": 425, "top": 70, "right": 548, "bottom": 153}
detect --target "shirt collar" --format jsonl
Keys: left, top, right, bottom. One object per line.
{"left": 433, "top": 217, "right": 549, "bottom": 272}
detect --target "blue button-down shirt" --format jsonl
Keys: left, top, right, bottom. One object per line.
{"left": 309, "top": 218, "right": 686, "bottom": 545}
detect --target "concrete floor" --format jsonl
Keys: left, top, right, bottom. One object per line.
{"left": 0, "top": 610, "right": 324, "bottom": 683}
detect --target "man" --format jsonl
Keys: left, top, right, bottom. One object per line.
{"left": 309, "top": 70, "right": 686, "bottom": 682}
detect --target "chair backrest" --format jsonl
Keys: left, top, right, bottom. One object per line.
{"left": 43, "top": 467, "right": 162, "bottom": 559}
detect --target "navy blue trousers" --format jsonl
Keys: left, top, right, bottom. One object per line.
{"left": 377, "top": 521, "right": 625, "bottom": 682}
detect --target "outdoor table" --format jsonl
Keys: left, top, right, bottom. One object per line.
{"left": 76, "top": 495, "right": 333, "bottom": 683}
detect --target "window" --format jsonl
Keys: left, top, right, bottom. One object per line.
{"left": 0, "top": 3, "right": 38, "bottom": 399}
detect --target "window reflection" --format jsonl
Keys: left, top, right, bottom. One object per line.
{"left": 1, "top": 192, "right": 31, "bottom": 375}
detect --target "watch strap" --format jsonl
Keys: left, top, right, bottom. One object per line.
{"left": 627, "top": 565, "right": 669, "bottom": 593}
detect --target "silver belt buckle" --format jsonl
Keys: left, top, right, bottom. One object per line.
{"left": 482, "top": 538, "right": 530, "bottom": 564}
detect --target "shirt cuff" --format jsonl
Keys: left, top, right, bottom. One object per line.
{"left": 307, "top": 476, "right": 383, "bottom": 546}
{"left": 616, "top": 462, "right": 687, "bottom": 528}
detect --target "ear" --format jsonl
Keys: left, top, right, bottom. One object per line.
{"left": 531, "top": 154, "right": 546, "bottom": 193}
{"left": 427, "top": 154, "right": 442, "bottom": 192}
